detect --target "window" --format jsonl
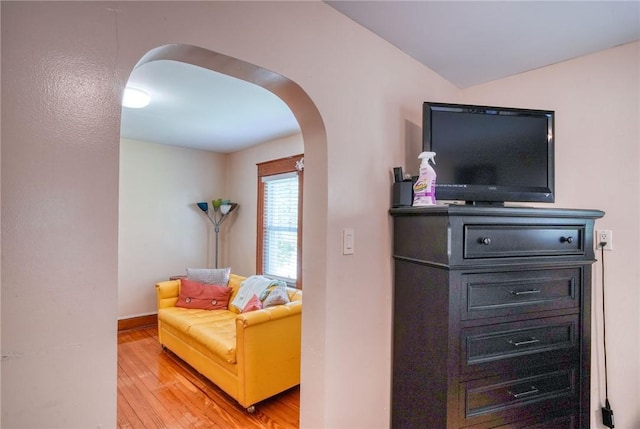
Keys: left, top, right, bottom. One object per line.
{"left": 257, "top": 155, "right": 303, "bottom": 288}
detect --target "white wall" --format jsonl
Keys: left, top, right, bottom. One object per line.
{"left": 2, "top": 3, "right": 121, "bottom": 426}
{"left": 2, "top": 2, "right": 637, "bottom": 429}
{"left": 118, "top": 134, "right": 302, "bottom": 319}
{"left": 118, "top": 138, "right": 227, "bottom": 318}
{"left": 461, "top": 41, "right": 640, "bottom": 428}
{"left": 226, "top": 133, "right": 304, "bottom": 277}
{"left": 1, "top": 2, "right": 4, "bottom": 417}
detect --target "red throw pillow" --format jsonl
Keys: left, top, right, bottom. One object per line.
{"left": 242, "top": 294, "right": 263, "bottom": 313}
{"left": 176, "top": 278, "right": 232, "bottom": 310}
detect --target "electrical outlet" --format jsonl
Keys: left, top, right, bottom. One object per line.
{"left": 596, "top": 230, "right": 613, "bottom": 251}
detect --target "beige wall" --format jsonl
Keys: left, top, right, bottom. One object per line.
{"left": 226, "top": 133, "right": 304, "bottom": 277}
{"left": 461, "top": 42, "right": 640, "bottom": 428}
{"left": 117, "top": 134, "right": 302, "bottom": 319}
{"left": 1, "top": 2, "right": 637, "bottom": 429}
{"left": 118, "top": 138, "right": 228, "bottom": 318}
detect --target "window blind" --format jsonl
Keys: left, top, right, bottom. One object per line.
{"left": 262, "top": 173, "right": 299, "bottom": 282}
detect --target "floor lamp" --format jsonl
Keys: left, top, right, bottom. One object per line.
{"left": 196, "top": 201, "right": 238, "bottom": 268}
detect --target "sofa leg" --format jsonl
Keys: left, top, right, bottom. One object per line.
{"left": 246, "top": 405, "right": 256, "bottom": 414}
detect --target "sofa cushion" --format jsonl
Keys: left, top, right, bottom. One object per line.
{"left": 186, "top": 267, "right": 231, "bottom": 285}
{"left": 158, "top": 307, "right": 238, "bottom": 364}
{"left": 242, "top": 294, "right": 263, "bottom": 313}
{"left": 230, "top": 275, "right": 274, "bottom": 312}
{"left": 227, "top": 275, "right": 245, "bottom": 314}
{"left": 262, "top": 285, "right": 291, "bottom": 308}
{"left": 176, "top": 279, "right": 231, "bottom": 310}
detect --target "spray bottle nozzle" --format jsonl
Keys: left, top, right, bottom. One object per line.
{"left": 418, "top": 151, "right": 436, "bottom": 165}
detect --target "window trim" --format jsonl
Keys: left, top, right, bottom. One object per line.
{"left": 256, "top": 154, "right": 303, "bottom": 289}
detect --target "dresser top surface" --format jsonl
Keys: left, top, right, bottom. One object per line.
{"left": 390, "top": 204, "right": 605, "bottom": 220}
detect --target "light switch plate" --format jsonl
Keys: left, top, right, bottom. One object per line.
{"left": 343, "top": 228, "right": 355, "bottom": 255}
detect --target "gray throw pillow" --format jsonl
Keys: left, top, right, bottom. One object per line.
{"left": 263, "top": 285, "right": 291, "bottom": 308}
{"left": 186, "top": 267, "right": 231, "bottom": 285}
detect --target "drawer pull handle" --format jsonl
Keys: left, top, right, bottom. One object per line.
{"left": 507, "top": 338, "right": 540, "bottom": 347}
{"left": 510, "top": 289, "right": 541, "bottom": 296}
{"left": 479, "top": 237, "right": 492, "bottom": 245}
{"left": 508, "top": 386, "right": 540, "bottom": 399}
{"left": 560, "top": 236, "right": 574, "bottom": 244}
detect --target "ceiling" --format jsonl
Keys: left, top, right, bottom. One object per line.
{"left": 120, "top": 1, "right": 639, "bottom": 153}
{"left": 120, "top": 60, "right": 301, "bottom": 153}
{"left": 327, "top": 1, "right": 640, "bottom": 88}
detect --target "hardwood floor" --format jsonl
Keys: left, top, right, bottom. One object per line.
{"left": 118, "top": 326, "right": 300, "bottom": 429}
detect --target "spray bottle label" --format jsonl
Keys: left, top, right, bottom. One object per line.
{"left": 413, "top": 178, "right": 436, "bottom": 205}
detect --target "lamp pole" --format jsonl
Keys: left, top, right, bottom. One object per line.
{"left": 196, "top": 201, "right": 238, "bottom": 268}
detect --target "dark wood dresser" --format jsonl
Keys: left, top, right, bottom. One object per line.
{"left": 390, "top": 205, "right": 604, "bottom": 429}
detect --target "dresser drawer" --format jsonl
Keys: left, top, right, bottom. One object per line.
{"left": 461, "top": 315, "right": 578, "bottom": 375}
{"left": 487, "top": 413, "right": 577, "bottom": 429}
{"left": 464, "top": 225, "right": 584, "bottom": 259}
{"left": 462, "top": 268, "right": 581, "bottom": 320}
{"left": 461, "top": 366, "right": 577, "bottom": 427}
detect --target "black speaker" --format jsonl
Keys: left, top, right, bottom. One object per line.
{"left": 392, "top": 182, "right": 413, "bottom": 207}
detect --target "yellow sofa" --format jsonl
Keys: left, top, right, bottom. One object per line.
{"left": 155, "top": 274, "right": 302, "bottom": 412}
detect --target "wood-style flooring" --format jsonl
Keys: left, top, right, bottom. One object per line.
{"left": 117, "top": 326, "right": 300, "bottom": 429}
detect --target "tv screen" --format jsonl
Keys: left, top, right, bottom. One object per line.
{"left": 423, "top": 102, "right": 555, "bottom": 205}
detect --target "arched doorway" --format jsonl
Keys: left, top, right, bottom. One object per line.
{"left": 119, "top": 43, "right": 328, "bottom": 426}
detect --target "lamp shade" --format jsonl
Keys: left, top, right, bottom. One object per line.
{"left": 196, "top": 202, "right": 208, "bottom": 213}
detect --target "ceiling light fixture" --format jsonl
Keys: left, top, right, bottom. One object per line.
{"left": 122, "top": 87, "right": 151, "bottom": 108}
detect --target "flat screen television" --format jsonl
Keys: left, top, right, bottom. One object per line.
{"left": 423, "top": 102, "right": 555, "bottom": 205}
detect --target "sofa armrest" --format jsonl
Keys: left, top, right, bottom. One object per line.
{"left": 236, "top": 300, "right": 302, "bottom": 327}
{"left": 235, "top": 300, "right": 302, "bottom": 407}
{"left": 155, "top": 280, "right": 180, "bottom": 309}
